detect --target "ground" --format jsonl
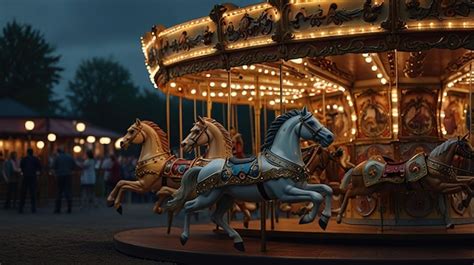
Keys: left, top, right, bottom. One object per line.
{"left": 0, "top": 202, "right": 211, "bottom": 265}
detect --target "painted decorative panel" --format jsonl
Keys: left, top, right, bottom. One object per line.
{"left": 400, "top": 88, "right": 439, "bottom": 137}
{"left": 354, "top": 88, "right": 391, "bottom": 139}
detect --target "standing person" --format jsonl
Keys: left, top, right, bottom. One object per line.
{"left": 19, "top": 148, "right": 41, "bottom": 213}
{"left": 78, "top": 150, "right": 96, "bottom": 209}
{"left": 53, "top": 148, "right": 76, "bottom": 214}
{"left": 101, "top": 155, "right": 112, "bottom": 195}
{"left": 107, "top": 155, "right": 121, "bottom": 193}
{"left": 3, "top": 152, "right": 21, "bottom": 209}
{"left": 230, "top": 126, "right": 245, "bottom": 158}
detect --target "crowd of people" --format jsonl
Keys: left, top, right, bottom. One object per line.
{"left": 0, "top": 148, "right": 140, "bottom": 214}
{"left": 0, "top": 128, "right": 247, "bottom": 214}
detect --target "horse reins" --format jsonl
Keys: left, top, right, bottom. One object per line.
{"left": 298, "top": 113, "right": 323, "bottom": 141}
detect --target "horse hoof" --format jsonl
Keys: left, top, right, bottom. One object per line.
{"left": 106, "top": 200, "right": 114, "bottom": 207}
{"left": 180, "top": 235, "right": 188, "bottom": 246}
{"left": 446, "top": 223, "right": 455, "bottom": 229}
{"left": 299, "top": 215, "right": 311, "bottom": 224}
{"left": 234, "top": 242, "right": 245, "bottom": 252}
{"left": 244, "top": 221, "right": 249, "bottom": 229}
{"left": 153, "top": 206, "right": 163, "bottom": 214}
{"left": 336, "top": 216, "right": 342, "bottom": 224}
{"left": 319, "top": 219, "right": 328, "bottom": 231}
{"left": 116, "top": 206, "right": 123, "bottom": 215}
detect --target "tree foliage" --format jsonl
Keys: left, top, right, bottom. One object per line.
{"left": 0, "top": 21, "right": 62, "bottom": 113}
{"left": 67, "top": 57, "right": 144, "bottom": 132}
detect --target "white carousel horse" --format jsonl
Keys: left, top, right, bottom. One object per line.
{"left": 168, "top": 107, "right": 334, "bottom": 251}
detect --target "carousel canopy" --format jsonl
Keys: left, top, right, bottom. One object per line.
{"left": 140, "top": 0, "right": 473, "bottom": 145}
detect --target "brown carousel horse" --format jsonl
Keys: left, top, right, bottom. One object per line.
{"left": 337, "top": 135, "right": 474, "bottom": 228}
{"left": 106, "top": 117, "right": 232, "bottom": 214}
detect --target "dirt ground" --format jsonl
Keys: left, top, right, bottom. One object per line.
{"left": 0, "top": 202, "right": 211, "bottom": 265}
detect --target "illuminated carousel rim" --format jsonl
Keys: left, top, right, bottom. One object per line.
{"left": 114, "top": 222, "right": 474, "bottom": 265}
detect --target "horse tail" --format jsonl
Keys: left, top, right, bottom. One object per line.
{"left": 166, "top": 166, "right": 202, "bottom": 212}
{"left": 340, "top": 168, "right": 353, "bottom": 190}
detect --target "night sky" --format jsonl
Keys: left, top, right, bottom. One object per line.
{"left": 0, "top": 0, "right": 259, "bottom": 98}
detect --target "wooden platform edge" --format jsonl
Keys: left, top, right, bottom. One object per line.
{"left": 113, "top": 228, "right": 474, "bottom": 265}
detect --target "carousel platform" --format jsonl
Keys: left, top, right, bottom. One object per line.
{"left": 114, "top": 219, "right": 474, "bottom": 265}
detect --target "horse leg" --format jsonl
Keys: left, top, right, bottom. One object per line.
{"left": 337, "top": 188, "right": 354, "bottom": 224}
{"left": 235, "top": 201, "right": 251, "bottom": 228}
{"left": 280, "top": 186, "right": 324, "bottom": 227}
{"left": 107, "top": 180, "right": 128, "bottom": 206}
{"left": 212, "top": 196, "right": 245, "bottom": 251}
{"left": 437, "top": 195, "right": 454, "bottom": 229}
{"left": 306, "top": 184, "right": 333, "bottom": 229}
{"left": 113, "top": 181, "right": 147, "bottom": 214}
{"left": 434, "top": 181, "right": 473, "bottom": 210}
{"left": 181, "top": 189, "right": 222, "bottom": 246}
{"left": 153, "top": 186, "right": 177, "bottom": 214}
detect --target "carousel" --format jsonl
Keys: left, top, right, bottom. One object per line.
{"left": 112, "top": 0, "right": 474, "bottom": 264}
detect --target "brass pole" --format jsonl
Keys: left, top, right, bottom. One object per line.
{"left": 322, "top": 87, "right": 326, "bottom": 126}
{"left": 166, "top": 88, "right": 171, "bottom": 144}
{"left": 279, "top": 62, "right": 283, "bottom": 114}
{"left": 255, "top": 75, "right": 266, "bottom": 252}
{"left": 227, "top": 70, "right": 232, "bottom": 131}
{"left": 226, "top": 70, "right": 233, "bottom": 225}
{"left": 193, "top": 93, "right": 200, "bottom": 157}
{"left": 235, "top": 105, "right": 239, "bottom": 132}
{"left": 470, "top": 53, "right": 473, "bottom": 138}
{"left": 207, "top": 84, "right": 212, "bottom": 118}
{"left": 179, "top": 96, "right": 183, "bottom": 158}
{"left": 249, "top": 105, "right": 255, "bottom": 154}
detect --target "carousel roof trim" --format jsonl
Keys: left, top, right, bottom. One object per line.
{"left": 141, "top": 0, "right": 474, "bottom": 90}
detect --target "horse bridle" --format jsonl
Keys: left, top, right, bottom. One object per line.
{"left": 428, "top": 140, "right": 474, "bottom": 176}
{"left": 455, "top": 140, "right": 474, "bottom": 159}
{"left": 298, "top": 113, "right": 323, "bottom": 141}
{"left": 127, "top": 125, "right": 146, "bottom": 144}
{"left": 187, "top": 123, "right": 210, "bottom": 148}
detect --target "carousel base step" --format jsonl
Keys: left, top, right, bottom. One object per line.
{"left": 114, "top": 223, "right": 474, "bottom": 265}
{"left": 228, "top": 218, "right": 474, "bottom": 244}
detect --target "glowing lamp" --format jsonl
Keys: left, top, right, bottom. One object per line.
{"left": 86, "top": 136, "right": 96, "bottom": 143}
{"left": 115, "top": 138, "right": 122, "bottom": 149}
{"left": 25, "top": 120, "right": 35, "bottom": 131}
{"left": 99, "top": 137, "right": 111, "bottom": 145}
{"left": 76, "top": 122, "right": 86, "bottom": 132}
{"left": 36, "top": 141, "right": 45, "bottom": 149}
{"left": 47, "top": 133, "right": 57, "bottom": 142}
{"left": 73, "top": 145, "right": 82, "bottom": 153}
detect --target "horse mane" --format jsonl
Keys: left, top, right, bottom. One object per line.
{"left": 430, "top": 138, "right": 457, "bottom": 157}
{"left": 141, "top": 120, "right": 170, "bottom": 153}
{"left": 204, "top": 117, "right": 233, "bottom": 157}
{"left": 261, "top": 109, "right": 302, "bottom": 151}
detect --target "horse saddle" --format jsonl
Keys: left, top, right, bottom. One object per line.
{"left": 362, "top": 153, "right": 427, "bottom": 187}
{"left": 163, "top": 158, "right": 192, "bottom": 179}
{"left": 222, "top": 156, "right": 260, "bottom": 182}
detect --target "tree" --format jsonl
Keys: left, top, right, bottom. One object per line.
{"left": 0, "top": 21, "right": 62, "bottom": 113}
{"left": 67, "top": 57, "right": 143, "bottom": 132}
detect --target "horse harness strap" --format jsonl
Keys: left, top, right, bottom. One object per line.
{"left": 426, "top": 158, "right": 457, "bottom": 180}
{"left": 195, "top": 151, "right": 308, "bottom": 195}
{"left": 263, "top": 149, "right": 307, "bottom": 176}
{"left": 135, "top": 152, "right": 171, "bottom": 179}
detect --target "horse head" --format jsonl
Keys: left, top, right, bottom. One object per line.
{"left": 181, "top": 116, "right": 209, "bottom": 153}
{"left": 455, "top": 133, "right": 474, "bottom": 159}
{"left": 120, "top": 118, "right": 145, "bottom": 149}
{"left": 297, "top": 106, "right": 334, "bottom": 147}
